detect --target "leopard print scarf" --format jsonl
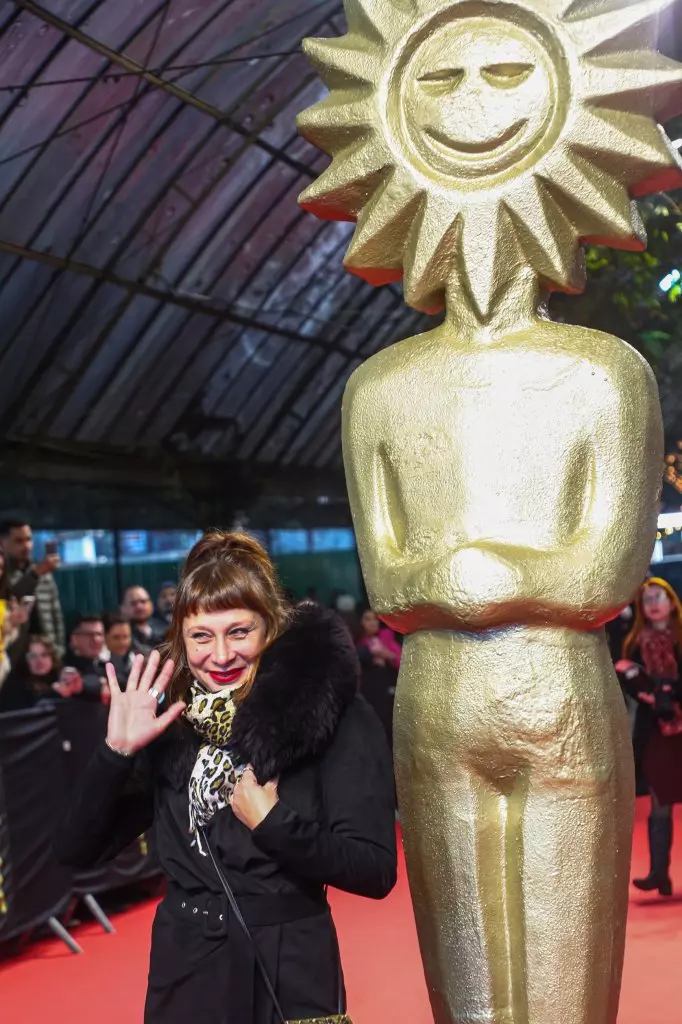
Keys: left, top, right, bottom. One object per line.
{"left": 184, "top": 682, "right": 246, "bottom": 855}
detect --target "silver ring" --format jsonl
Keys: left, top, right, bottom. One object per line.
{"left": 149, "top": 687, "right": 165, "bottom": 704}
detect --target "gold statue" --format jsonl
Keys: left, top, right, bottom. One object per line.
{"left": 298, "top": 1, "right": 682, "bottom": 1021}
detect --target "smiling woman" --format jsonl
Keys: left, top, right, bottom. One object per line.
{"left": 163, "top": 532, "right": 288, "bottom": 707}
{"left": 185, "top": 608, "right": 265, "bottom": 691}
{"left": 56, "top": 530, "right": 397, "bottom": 1024}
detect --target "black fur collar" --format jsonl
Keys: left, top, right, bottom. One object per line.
{"left": 156, "top": 603, "right": 359, "bottom": 787}
{"left": 230, "top": 602, "right": 359, "bottom": 782}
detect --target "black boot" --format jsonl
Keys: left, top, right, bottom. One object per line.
{"left": 633, "top": 815, "right": 673, "bottom": 896}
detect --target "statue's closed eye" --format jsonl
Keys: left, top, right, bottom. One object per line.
{"left": 418, "top": 67, "right": 464, "bottom": 87}
{"left": 418, "top": 63, "right": 535, "bottom": 89}
{"left": 482, "top": 63, "right": 534, "bottom": 86}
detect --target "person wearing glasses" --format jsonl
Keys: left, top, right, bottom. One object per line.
{"left": 61, "top": 614, "right": 110, "bottom": 703}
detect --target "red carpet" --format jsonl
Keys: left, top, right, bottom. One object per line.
{"left": 2, "top": 799, "right": 681, "bottom": 1023}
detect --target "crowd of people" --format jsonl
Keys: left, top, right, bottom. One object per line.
{"left": 0, "top": 517, "right": 178, "bottom": 713}
{"left": 6, "top": 514, "right": 681, "bottom": 904}
{"left": 0, "top": 518, "right": 402, "bottom": 751}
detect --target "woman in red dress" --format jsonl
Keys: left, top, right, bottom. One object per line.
{"left": 616, "top": 577, "right": 682, "bottom": 896}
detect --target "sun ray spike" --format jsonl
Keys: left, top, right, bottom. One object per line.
{"left": 343, "top": 0, "right": 413, "bottom": 47}
{"left": 302, "top": 37, "right": 380, "bottom": 91}
{"left": 567, "top": 108, "right": 682, "bottom": 196}
{"left": 564, "top": 0, "right": 679, "bottom": 56}
{"left": 538, "top": 152, "right": 645, "bottom": 250}
{"left": 298, "top": 141, "right": 393, "bottom": 222}
{"left": 345, "top": 171, "right": 426, "bottom": 285}
{"left": 296, "top": 93, "right": 376, "bottom": 155}
{"left": 403, "top": 196, "right": 461, "bottom": 312}
{"left": 583, "top": 52, "right": 682, "bottom": 123}
{"left": 503, "top": 181, "right": 584, "bottom": 294}
{"left": 458, "top": 203, "right": 505, "bottom": 320}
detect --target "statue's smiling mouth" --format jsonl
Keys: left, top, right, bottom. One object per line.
{"left": 426, "top": 119, "right": 527, "bottom": 155}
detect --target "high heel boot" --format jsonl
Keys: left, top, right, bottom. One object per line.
{"left": 633, "top": 815, "right": 673, "bottom": 896}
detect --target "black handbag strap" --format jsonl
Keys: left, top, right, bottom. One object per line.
{"left": 200, "top": 827, "right": 344, "bottom": 1021}
{"left": 201, "top": 827, "right": 288, "bottom": 1023}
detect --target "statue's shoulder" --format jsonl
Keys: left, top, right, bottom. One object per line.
{"left": 344, "top": 326, "right": 441, "bottom": 405}
{"left": 536, "top": 320, "right": 655, "bottom": 388}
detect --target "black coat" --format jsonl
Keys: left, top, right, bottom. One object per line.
{"left": 618, "top": 642, "right": 682, "bottom": 805}
{"left": 56, "top": 605, "right": 397, "bottom": 1023}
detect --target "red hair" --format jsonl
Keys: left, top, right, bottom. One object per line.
{"left": 623, "top": 577, "right": 682, "bottom": 658}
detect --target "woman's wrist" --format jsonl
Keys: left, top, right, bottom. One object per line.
{"left": 105, "top": 737, "right": 135, "bottom": 758}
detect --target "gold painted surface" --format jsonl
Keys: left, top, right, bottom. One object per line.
{"left": 395, "top": 627, "right": 633, "bottom": 1024}
{"left": 298, "top": 1, "right": 682, "bottom": 1022}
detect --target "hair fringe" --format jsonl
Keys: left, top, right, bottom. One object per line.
{"left": 163, "top": 530, "right": 290, "bottom": 704}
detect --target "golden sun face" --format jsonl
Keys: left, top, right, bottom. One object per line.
{"left": 400, "top": 18, "right": 561, "bottom": 181}
{"left": 297, "top": 0, "right": 682, "bottom": 317}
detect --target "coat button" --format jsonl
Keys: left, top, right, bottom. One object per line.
{"left": 181, "top": 902, "right": 186, "bottom": 909}
{"left": 192, "top": 907, "right": 198, "bottom": 914}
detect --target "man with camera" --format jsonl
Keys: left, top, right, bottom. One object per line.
{"left": 0, "top": 519, "right": 65, "bottom": 660}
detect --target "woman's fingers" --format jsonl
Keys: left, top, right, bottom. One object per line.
{"left": 139, "top": 650, "right": 161, "bottom": 691}
{"left": 153, "top": 658, "right": 175, "bottom": 695}
{"left": 154, "top": 701, "right": 186, "bottom": 735}
{"left": 106, "top": 661, "right": 123, "bottom": 696}
{"left": 126, "top": 653, "right": 145, "bottom": 692}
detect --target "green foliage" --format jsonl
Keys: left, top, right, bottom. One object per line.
{"left": 550, "top": 131, "right": 682, "bottom": 442}
{"left": 554, "top": 193, "right": 682, "bottom": 363}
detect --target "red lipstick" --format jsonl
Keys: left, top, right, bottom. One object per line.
{"left": 208, "top": 667, "right": 243, "bottom": 686}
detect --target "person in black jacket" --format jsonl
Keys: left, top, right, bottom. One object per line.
{"left": 121, "top": 585, "right": 167, "bottom": 655}
{"left": 62, "top": 614, "right": 109, "bottom": 703}
{"left": 103, "top": 612, "right": 135, "bottom": 681}
{"left": 616, "top": 577, "right": 682, "bottom": 897}
{"left": 0, "top": 634, "right": 61, "bottom": 711}
{"left": 56, "top": 530, "right": 397, "bottom": 1024}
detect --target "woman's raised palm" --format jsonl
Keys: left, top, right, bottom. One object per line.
{"left": 106, "top": 650, "right": 186, "bottom": 755}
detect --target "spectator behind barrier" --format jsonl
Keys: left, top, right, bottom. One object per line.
{"left": 120, "top": 586, "right": 165, "bottom": 655}
{"left": 357, "top": 608, "right": 401, "bottom": 670}
{"left": 356, "top": 608, "right": 401, "bottom": 750}
{"left": 0, "top": 548, "right": 30, "bottom": 689}
{"left": 0, "top": 635, "right": 62, "bottom": 712}
{"left": 103, "top": 612, "right": 135, "bottom": 681}
{"left": 0, "top": 519, "right": 65, "bottom": 659}
{"left": 332, "top": 591, "right": 361, "bottom": 644}
{"left": 62, "top": 615, "right": 109, "bottom": 704}
{"left": 149, "top": 581, "right": 177, "bottom": 642}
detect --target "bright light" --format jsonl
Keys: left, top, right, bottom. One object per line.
{"left": 660, "top": 268, "right": 681, "bottom": 292}
{"left": 658, "top": 512, "right": 682, "bottom": 530}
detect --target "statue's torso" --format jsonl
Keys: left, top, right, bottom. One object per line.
{"left": 376, "top": 342, "right": 596, "bottom": 555}
{"left": 343, "top": 320, "right": 662, "bottom": 629}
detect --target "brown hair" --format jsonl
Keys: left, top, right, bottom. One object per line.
{"left": 25, "top": 634, "right": 61, "bottom": 675}
{"left": 623, "top": 577, "right": 682, "bottom": 658}
{"left": 165, "top": 531, "right": 290, "bottom": 703}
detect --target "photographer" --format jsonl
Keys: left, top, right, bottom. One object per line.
{"left": 0, "top": 520, "right": 64, "bottom": 660}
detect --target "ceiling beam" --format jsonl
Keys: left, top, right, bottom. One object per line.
{"left": 13, "top": 0, "right": 318, "bottom": 179}
{"left": 0, "top": 237, "right": 358, "bottom": 355}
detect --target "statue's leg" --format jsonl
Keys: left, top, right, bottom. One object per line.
{"left": 397, "top": 757, "right": 525, "bottom": 1024}
{"left": 395, "top": 634, "right": 526, "bottom": 1024}
{"left": 395, "top": 629, "right": 633, "bottom": 1024}
{"left": 521, "top": 679, "right": 634, "bottom": 1024}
